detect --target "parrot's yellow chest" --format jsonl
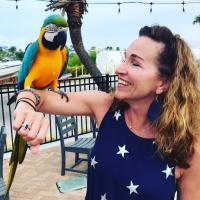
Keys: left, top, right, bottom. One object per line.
{"left": 28, "top": 49, "right": 63, "bottom": 89}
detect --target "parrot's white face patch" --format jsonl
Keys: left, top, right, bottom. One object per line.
{"left": 44, "top": 24, "right": 68, "bottom": 42}
{"left": 44, "top": 32, "right": 58, "bottom": 42}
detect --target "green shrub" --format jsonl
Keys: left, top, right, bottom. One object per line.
{"left": 89, "top": 50, "right": 96, "bottom": 63}
{"left": 68, "top": 53, "right": 82, "bottom": 66}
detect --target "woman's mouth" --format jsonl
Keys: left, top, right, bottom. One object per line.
{"left": 117, "top": 79, "right": 131, "bottom": 86}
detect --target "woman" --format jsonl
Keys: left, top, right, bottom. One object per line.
{"left": 13, "top": 25, "right": 200, "bottom": 199}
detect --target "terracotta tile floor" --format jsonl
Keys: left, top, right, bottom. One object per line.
{"left": 3, "top": 144, "right": 87, "bottom": 200}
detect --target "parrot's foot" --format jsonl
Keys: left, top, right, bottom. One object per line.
{"left": 54, "top": 90, "right": 69, "bottom": 102}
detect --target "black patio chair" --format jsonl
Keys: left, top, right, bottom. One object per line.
{"left": 55, "top": 115, "right": 97, "bottom": 175}
{"left": 0, "top": 126, "right": 9, "bottom": 200}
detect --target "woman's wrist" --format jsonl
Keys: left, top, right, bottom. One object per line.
{"left": 16, "top": 88, "right": 41, "bottom": 106}
{"left": 15, "top": 98, "right": 36, "bottom": 111}
{"left": 15, "top": 100, "right": 36, "bottom": 112}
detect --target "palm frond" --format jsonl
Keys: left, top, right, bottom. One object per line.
{"left": 193, "top": 15, "right": 200, "bottom": 25}
{"left": 45, "top": 0, "right": 88, "bottom": 13}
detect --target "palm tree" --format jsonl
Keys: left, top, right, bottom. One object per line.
{"left": 46, "top": 0, "right": 107, "bottom": 91}
{"left": 193, "top": 15, "right": 200, "bottom": 25}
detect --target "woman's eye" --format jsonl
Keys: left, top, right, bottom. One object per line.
{"left": 132, "top": 62, "right": 140, "bottom": 67}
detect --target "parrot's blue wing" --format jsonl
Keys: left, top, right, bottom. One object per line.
{"left": 17, "top": 41, "right": 39, "bottom": 89}
{"left": 59, "top": 46, "right": 69, "bottom": 78}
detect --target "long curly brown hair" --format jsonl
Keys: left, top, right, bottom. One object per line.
{"left": 112, "top": 25, "right": 200, "bottom": 168}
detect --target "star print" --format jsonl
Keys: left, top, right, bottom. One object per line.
{"left": 113, "top": 110, "right": 121, "bottom": 120}
{"left": 162, "top": 164, "right": 174, "bottom": 179}
{"left": 117, "top": 145, "right": 129, "bottom": 158}
{"left": 101, "top": 193, "right": 107, "bottom": 200}
{"left": 126, "top": 181, "right": 139, "bottom": 195}
{"left": 91, "top": 156, "right": 98, "bottom": 168}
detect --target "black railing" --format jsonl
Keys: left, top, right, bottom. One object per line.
{"left": 0, "top": 75, "right": 118, "bottom": 152}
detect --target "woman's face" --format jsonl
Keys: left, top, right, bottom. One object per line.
{"left": 115, "top": 36, "right": 167, "bottom": 102}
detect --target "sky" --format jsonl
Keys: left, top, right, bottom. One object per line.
{"left": 0, "top": 0, "right": 200, "bottom": 51}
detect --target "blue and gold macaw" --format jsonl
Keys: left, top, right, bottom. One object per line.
{"left": 6, "top": 14, "right": 69, "bottom": 196}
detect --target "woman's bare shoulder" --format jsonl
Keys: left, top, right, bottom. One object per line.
{"left": 177, "top": 137, "right": 200, "bottom": 199}
{"left": 80, "top": 90, "right": 114, "bottom": 125}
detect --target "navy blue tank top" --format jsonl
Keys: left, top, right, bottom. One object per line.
{"left": 85, "top": 109, "right": 177, "bottom": 200}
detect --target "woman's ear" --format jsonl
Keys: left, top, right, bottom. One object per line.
{"left": 156, "top": 79, "right": 170, "bottom": 95}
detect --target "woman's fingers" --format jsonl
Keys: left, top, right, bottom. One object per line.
{"left": 18, "top": 117, "right": 34, "bottom": 136}
{"left": 13, "top": 102, "right": 35, "bottom": 131}
{"left": 12, "top": 110, "right": 26, "bottom": 131}
{"left": 30, "top": 145, "right": 40, "bottom": 154}
{"left": 25, "top": 117, "right": 49, "bottom": 154}
{"left": 24, "top": 113, "right": 44, "bottom": 141}
{"left": 13, "top": 109, "right": 49, "bottom": 154}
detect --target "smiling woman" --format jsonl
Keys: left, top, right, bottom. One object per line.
{"left": 11, "top": 24, "right": 200, "bottom": 200}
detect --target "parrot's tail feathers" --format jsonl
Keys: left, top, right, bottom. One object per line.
{"left": 9, "top": 134, "right": 20, "bottom": 165}
{"left": 6, "top": 134, "right": 20, "bottom": 195}
{"left": 6, "top": 160, "right": 18, "bottom": 196}
{"left": 18, "top": 138, "right": 28, "bottom": 164}
{"left": 4, "top": 193, "right": 9, "bottom": 199}
{"left": 7, "top": 93, "right": 17, "bottom": 105}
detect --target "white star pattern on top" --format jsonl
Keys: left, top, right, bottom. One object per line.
{"left": 101, "top": 193, "right": 107, "bottom": 200}
{"left": 117, "top": 145, "right": 129, "bottom": 158}
{"left": 126, "top": 181, "right": 139, "bottom": 195}
{"left": 113, "top": 110, "right": 121, "bottom": 120}
{"left": 162, "top": 164, "right": 174, "bottom": 179}
{"left": 91, "top": 156, "right": 98, "bottom": 168}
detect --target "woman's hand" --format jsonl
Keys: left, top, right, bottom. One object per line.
{"left": 12, "top": 102, "right": 49, "bottom": 154}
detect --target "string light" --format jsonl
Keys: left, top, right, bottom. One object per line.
{"left": 117, "top": 2, "right": 121, "bottom": 13}
{"left": 15, "top": 0, "right": 18, "bottom": 9}
{"left": 150, "top": 2, "right": 153, "bottom": 13}
{"left": 46, "top": 1, "right": 200, "bottom": 13}
{"left": 84, "top": 0, "right": 200, "bottom": 13}
{"left": 182, "top": 1, "right": 185, "bottom": 12}
{"left": 73, "top": 0, "right": 200, "bottom": 5}
{"left": 11, "top": 0, "right": 200, "bottom": 12}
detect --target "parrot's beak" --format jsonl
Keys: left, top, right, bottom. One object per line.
{"left": 58, "top": 30, "right": 67, "bottom": 50}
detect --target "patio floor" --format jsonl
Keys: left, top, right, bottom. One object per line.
{"left": 3, "top": 143, "right": 87, "bottom": 200}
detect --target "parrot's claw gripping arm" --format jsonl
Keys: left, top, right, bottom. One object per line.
{"left": 54, "top": 90, "right": 69, "bottom": 102}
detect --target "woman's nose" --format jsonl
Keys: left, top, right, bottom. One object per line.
{"left": 116, "top": 62, "right": 128, "bottom": 75}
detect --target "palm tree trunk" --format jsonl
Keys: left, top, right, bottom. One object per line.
{"left": 65, "top": 2, "right": 108, "bottom": 91}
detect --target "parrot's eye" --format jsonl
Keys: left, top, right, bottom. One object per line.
{"left": 46, "top": 24, "right": 58, "bottom": 33}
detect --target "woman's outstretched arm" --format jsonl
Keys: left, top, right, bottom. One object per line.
{"left": 13, "top": 89, "right": 113, "bottom": 153}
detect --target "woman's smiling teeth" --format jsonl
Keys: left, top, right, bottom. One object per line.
{"left": 118, "top": 79, "right": 131, "bottom": 86}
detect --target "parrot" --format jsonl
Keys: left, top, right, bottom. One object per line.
{"left": 6, "top": 13, "right": 69, "bottom": 196}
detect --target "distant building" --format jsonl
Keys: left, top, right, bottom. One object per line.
{"left": 0, "top": 60, "right": 21, "bottom": 84}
